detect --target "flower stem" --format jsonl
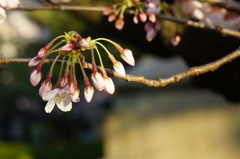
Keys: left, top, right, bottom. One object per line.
{"left": 77, "top": 55, "right": 87, "bottom": 80}
{"left": 93, "top": 38, "right": 118, "bottom": 46}
{"left": 49, "top": 54, "right": 60, "bottom": 73}
{"left": 95, "top": 47, "right": 106, "bottom": 75}
{"left": 58, "top": 56, "right": 66, "bottom": 79}
{"left": 94, "top": 41, "right": 113, "bottom": 57}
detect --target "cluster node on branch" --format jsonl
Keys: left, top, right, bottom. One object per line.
{"left": 28, "top": 31, "right": 135, "bottom": 113}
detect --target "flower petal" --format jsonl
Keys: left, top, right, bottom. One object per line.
{"left": 113, "top": 61, "right": 126, "bottom": 76}
{"left": 45, "top": 99, "right": 55, "bottom": 113}
{"left": 104, "top": 77, "right": 115, "bottom": 94}
{"left": 121, "top": 49, "right": 135, "bottom": 66}
{"left": 42, "top": 88, "right": 60, "bottom": 101}
{"left": 84, "top": 86, "right": 94, "bottom": 103}
{"left": 91, "top": 72, "right": 105, "bottom": 91}
{"left": 28, "top": 56, "right": 40, "bottom": 67}
{"left": 57, "top": 97, "right": 72, "bottom": 112}
{"left": 30, "top": 69, "right": 42, "bottom": 86}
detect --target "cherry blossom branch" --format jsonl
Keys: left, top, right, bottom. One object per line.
{"left": 156, "top": 14, "right": 240, "bottom": 39}
{"left": 1, "top": 46, "right": 240, "bottom": 87}
{"left": 12, "top": 5, "right": 240, "bottom": 39}
{"left": 198, "top": 0, "right": 240, "bottom": 14}
{"left": 14, "top": 5, "right": 106, "bottom": 12}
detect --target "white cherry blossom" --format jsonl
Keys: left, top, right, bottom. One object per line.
{"left": 42, "top": 87, "right": 72, "bottom": 113}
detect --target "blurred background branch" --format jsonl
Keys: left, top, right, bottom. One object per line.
{"left": 11, "top": 5, "right": 240, "bottom": 38}
{"left": 198, "top": 0, "right": 240, "bottom": 14}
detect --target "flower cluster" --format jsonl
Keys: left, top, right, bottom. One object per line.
{"left": 28, "top": 31, "right": 135, "bottom": 113}
{"left": 177, "top": 0, "right": 240, "bottom": 30}
{"left": 103, "top": 0, "right": 161, "bottom": 31}
{"left": 0, "top": 0, "right": 20, "bottom": 24}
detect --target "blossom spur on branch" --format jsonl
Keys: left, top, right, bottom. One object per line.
{"left": 103, "top": 0, "right": 164, "bottom": 42}
{"left": 28, "top": 31, "right": 136, "bottom": 113}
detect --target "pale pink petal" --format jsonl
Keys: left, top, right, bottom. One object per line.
{"left": 57, "top": 96, "right": 72, "bottom": 112}
{"left": 70, "top": 89, "right": 80, "bottom": 103}
{"left": 113, "top": 61, "right": 126, "bottom": 76}
{"left": 146, "top": 28, "right": 157, "bottom": 42}
{"left": 45, "top": 99, "right": 55, "bottom": 113}
{"left": 91, "top": 72, "right": 105, "bottom": 91}
{"left": 115, "top": 18, "right": 124, "bottom": 30}
{"left": 108, "top": 14, "right": 117, "bottom": 22}
{"left": 5, "top": 0, "right": 20, "bottom": 9}
{"left": 67, "top": 82, "right": 75, "bottom": 94}
{"left": 39, "top": 81, "right": 52, "bottom": 97}
{"left": 180, "top": 1, "right": 195, "bottom": 14}
{"left": 38, "top": 48, "right": 47, "bottom": 58}
{"left": 30, "top": 69, "right": 42, "bottom": 86}
{"left": 60, "top": 43, "right": 74, "bottom": 51}
{"left": 28, "top": 56, "right": 40, "bottom": 67}
{"left": 171, "top": 34, "right": 181, "bottom": 46}
{"left": 80, "top": 38, "right": 90, "bottom": 49}
{"left": 191, "top": 9, "right": 204, "bottom": 20}
{"left": 121, "top": 49, "right": 135, "bottom": 66}
{"left": 103, "top": 6, "right": 114, "bottom": 16}
{"left": 139, "top": 11, "right": 147, "bottom": 23}
{"left": 133, "top": 14, "right": 138, "bottom": 24}
{"left": 42, "top": 88, "right": 60, "bottom": 101}
{"left": 0, "top": 1, "right": 7, "bottom": 8}
{"left": 63, "top": 100, "right": 72, "bottom": 111}
{"left": 148, "top": 13, "right": 156, "bottom": 23}
{"left": 104, "top": 77, "right": 115, "bottom": 94}
{"left": 84, "top": 86, "right": 94, "bottom": 103}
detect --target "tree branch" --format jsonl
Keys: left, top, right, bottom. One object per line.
{"left": 156, "top": 14, "right": 240, "bottom": 39}
{"left": 198, "top": 0, "right": 240, "bottom": 14}
{"left": 1, "top": 46, "right": 240, "bottom": 87}
{"left": 12, "top": 5, "right": 240, "bottom": 39}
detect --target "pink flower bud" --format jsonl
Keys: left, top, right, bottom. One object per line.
{"left": 67, "top": 81, "right": 75, "bottom": 95}
{"left": 80, "top": 38, "right": 90, "bottom": 49}
{"left": 148, "top": 13, "right": 156, "bottom": 23}
{"left": 1, "top": 0, "right": 20, "bottom": 9}
{"left": 108, "top": 14, "right": 117, "bottom": 22}
{"left": 60, "top": 43, "right": 74, "bottom": 52}
{"left": 171, "top": 34, "right": 181, "bottom": 46}
{"left": 146, "top": 1, "right": 155, "bottom": 8}
{"left": 91, "top": 72, "right": 105, "bottom": 91}
{"left": 0, "top": 1, "right": 7, "bottom": 8}
{"left": 115, "top": 18, "right": 124, "bottom": 30}
{"left": 28, "top": 56, "right": 41, "bottom": 67}
{"left": 133, "top": 14, "right": 139, "bottom": 24}
{"left": 113, "top": 61, "right": 126, "bottom": 76}
{"left": 38, "top": 48, "right": 47, "bottom": 58}
{"left": 70, "top": 88, "right": 80, "bottom": 103}
{"left": 39, "top": 80, "right": 52, "bottom": 97}
{"left": 104, "top": 77, "right": 115, "bottom": 94}
{"left": 103, "top": 6, "right": 114, "bottom": 16}
{"left": 120, "top": 49, "right": 135, "bottom": 66}
{"left": 145, "top": 28, "right": 156, "bottom": 42}
{"left": 84, "top": 86, "right": 94, "bottom": 103}
{"left": 30, "top": 69, "right": 42, "bottom": 86}
{"left": 60, "top": 71, "right": 69, "bottom": 87}
{"left": 139, "top": 11, "right": 147, "bottom": 23}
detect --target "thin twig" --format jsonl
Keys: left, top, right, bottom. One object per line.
{"left": 1, "top": 47, "right": 240, "bottom": 87}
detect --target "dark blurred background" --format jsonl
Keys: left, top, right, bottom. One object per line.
{"left": 1, "top": 0, "right": 240, "bottom": 159}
